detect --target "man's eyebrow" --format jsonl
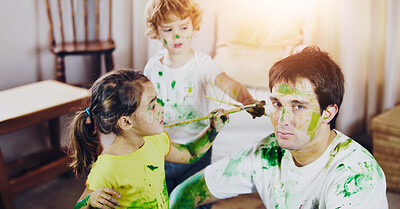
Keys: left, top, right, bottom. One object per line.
{"left": 148, "top": 96, "right": 157, "bottom": 105}
{"left": 270, "top": 96, "right": 279, "bottom": 101}
{"left": 292, "top": 100, "right": 309, "bottom": 105}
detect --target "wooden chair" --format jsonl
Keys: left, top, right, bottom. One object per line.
{"left": 45, "top": 0, "right": 115, "bottom": 83}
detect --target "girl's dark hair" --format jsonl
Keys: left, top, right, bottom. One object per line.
{"left": 68, "top": 69, "right": 150, "bottom": 176}
{"left": 269, "top": 46, "right": 345, "bottom": 130}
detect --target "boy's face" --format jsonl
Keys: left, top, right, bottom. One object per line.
{"left": 269, "top": 78, "right": 324, "bottom": 151}
{"left": 157, "top": 16, "right": 194, "bottom": 55}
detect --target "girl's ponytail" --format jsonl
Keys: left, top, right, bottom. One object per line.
{"left": 68, "top": 109, "right": 100, "bottom": 176}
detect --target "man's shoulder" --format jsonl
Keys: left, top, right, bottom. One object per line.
{"left": 253, "top": 133, "right": 286, "bottom": 167}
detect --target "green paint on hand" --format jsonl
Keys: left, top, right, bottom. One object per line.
{"left": 74, "top": 194, "right": 90, "bottom": 209}
{"left": 164, "top": 39, "right": 168, "bottom": 45}
{"left": 157, "top": 98, "right": 165, "bottom": 106}
{"left": 307, "top": 112, "right": 320, "bottom": 140}
{"left": 147, "top": 165, "right": 159, "bottom": 171}
{"left": 158, "top": 71, "right": 163, "bottom": 76}
{"left": 171, "top": 80, "right": 176, "bottom": 89}
{"left": 175, "top": 34, "right": 180, "bottom": 39}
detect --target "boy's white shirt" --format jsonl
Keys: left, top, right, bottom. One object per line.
{"left": 205, "top": 130, "right": 388, "bottom": 209}
{"left": 144, "top": 50, "right": 223, "bottom": 144}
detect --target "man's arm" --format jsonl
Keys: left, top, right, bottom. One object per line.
{"left": 169, "top": 170, "right": 219, "bottom": 209}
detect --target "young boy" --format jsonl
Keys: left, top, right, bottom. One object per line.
{"left": 143, "top": 0, "right": 264, "bottom": 208}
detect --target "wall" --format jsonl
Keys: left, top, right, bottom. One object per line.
{"left": 0, "top": 0, "right": 132, "bottom": 163}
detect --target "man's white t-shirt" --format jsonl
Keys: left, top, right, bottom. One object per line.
{"left": 144, "top": 50, "right": 223, "bottom": 144}
{"left": 205, "top": 131, "right": 388, "bottom": 209}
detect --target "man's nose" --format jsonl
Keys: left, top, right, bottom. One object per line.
{"left": 278, "top": 106, "right": 292, "bottom": 125}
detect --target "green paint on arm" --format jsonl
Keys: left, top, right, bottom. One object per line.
{"left": 158, "top": 71, "right": 163, "bottom": 76}
{"left": 147, "top": 165, "right": 159, "bottom": 171}
{"left": 307, "top": 112, "right": 320, "bottom": 140}
{"left": 186, "top": 127, "right": 218, "bottom": 163}
{"left": 171, "top": 80, "right": 176, "bottom": 89}
{"left": 74, "top": 194, "right": 91, "bottom": 209}
{"left": 170, "top": 171, "right": 212, "bottom": 209}
{"left": 157, "top": 98, "right": 165, "bottom": 106}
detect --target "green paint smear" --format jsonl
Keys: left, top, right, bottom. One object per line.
{"left": 170, "top": 172, "right": 211, "bottom": 208}
{"left": 254, "top": 135, "right": 285, "bottom": 170}
{"left": 164, "top": 39, "right": 168, "bottom": 45}
{"left": 175, "top": 34, "right": 180, "bottom": 39}
{"left": 171, "top": 80, "right": 176, "bottom": 89}
{"left": 147, "top": 105, "right": 151, "bottom": 111}
{"left": 157, "top": 82, "right": 160, "bottom": 89}
{"left": 74, "top": 194, "right": 90, "bottom": 209}
{"left": 157, "top": 98, "right": 165, "bottom": 106}
{"left": 147, "top": 165, "right": 159, "bottom": 171}
{"left": 280, "top": 105, "right": 286, "bottom": 122}
{"left": 337, "top": 173, "right": 373, "bottom": 197}
{"left": 222, "top": 148, "right": 253, "bottom": 177}
{"left": 158, "top": 71, "right": 163, "bottom": 76}
{"left": 277, "top": 84, "right": 294, "bottom": 95}
{"left": 307, "top": 112, "right": 320, "bottom": 140}
{"left": 188, "top": 87, "right": 192, "bottom": 93}
{"left": 128, "top": 197, "right": 159, "bottom": 208}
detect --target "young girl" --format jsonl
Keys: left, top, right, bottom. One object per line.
{"left": 69, "top": 69, "right": 227, "bottom": 209}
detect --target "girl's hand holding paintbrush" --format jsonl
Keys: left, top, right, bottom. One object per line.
{"left": 244, "top": 100, "right": 266, "bottom": 119}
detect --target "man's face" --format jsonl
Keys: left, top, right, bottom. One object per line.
{"left": 269, "top": 78, "right": 323, "bottom": 151}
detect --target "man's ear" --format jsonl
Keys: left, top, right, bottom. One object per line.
{"left": 117, "top": 115, "right": 134, "bottom": 131}
{"left": 322, "top": 104, "right": 338, "bottom": 124}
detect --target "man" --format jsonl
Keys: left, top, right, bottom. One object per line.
{"left": 170, "top": 47, "right": 388, "bottom": 209}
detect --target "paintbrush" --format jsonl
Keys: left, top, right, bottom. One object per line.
{"left": 205, "top": 96, "right": 269, "bottom": 117}
{"left": 163, "top": 103, "right": 257, "bottom": 128}
{"left": 205, "top": 96, "right": 241, "bottom": 107}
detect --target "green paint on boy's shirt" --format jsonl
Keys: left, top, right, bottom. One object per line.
{"left": 158, "top": 71, "right": 163, "bottom": 76}
{"left": 157, "top": 98, "right": 165, "bottom": 106}
{"left": 188, "top": 87, "right": 192, "bottom": 93}
{"left": 254, "top": 134, "right": 285, "bottom": 169}
{"left": 171, "top": 80, "right": 176, "bottom": 89}
{"left": 223, "top": 148, "right": 253, "bottom": 177}
{"left": 157, "top": 83, "right": 160, "bottom": 89}
{"left": 147, "top": 165, "right": 159, "bottom": 171}
{"left": 337, "top": 173, "right": 373, "bottom": 197}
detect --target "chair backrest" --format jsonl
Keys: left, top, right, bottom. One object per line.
{"left": 45, "top": 0, "right": 113, "bottom": 46}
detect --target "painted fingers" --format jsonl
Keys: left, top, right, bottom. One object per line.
{"left": 89, "top": 187, "right": 121, "bottom": 209}
{"left": 210, "top": 108, "right": 228, "bottom": 132}
{"left": 246, "top": 100, "right": 266, "bottom": 119}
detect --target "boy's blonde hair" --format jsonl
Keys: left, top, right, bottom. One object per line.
{"left": 145, "top": 0, "right": 203, "bottom": 39}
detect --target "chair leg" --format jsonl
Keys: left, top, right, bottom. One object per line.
{"left": 48, "top": 117, "right": 60, "bottom": 150}
{"left": 105, "top": 52, "right": 114, "bottom": 72}
{"left": 56, "top": 56, "right": 66, "bottom": 82}
{"left": 0, "top": 149, "right": 15, "bottom": 209}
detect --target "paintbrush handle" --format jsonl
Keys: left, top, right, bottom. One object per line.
{"left": 163, "top": 105, "right": 255, "bottom": 128}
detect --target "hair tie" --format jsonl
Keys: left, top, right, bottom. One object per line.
{"left": 86, "top": 107, "right": 91, "bottom": 116}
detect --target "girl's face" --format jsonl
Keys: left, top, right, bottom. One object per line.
{"left": 157, "top": 15, "right": 194, "bottom": 56}
{"left": 131, "top": 81, "right": 164, "bottom": 136}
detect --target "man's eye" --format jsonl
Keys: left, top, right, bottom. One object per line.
{"left": 294, "top": 105, "right": 304, "bottom": 110}
{"left": 182, "top": 26, "right": 188, "bottom": 30}
{"left": 151, "top": 105, "right": 156, "bottom": 110}
{"left": 272, "top": 102, "right": 281, "bottom": 107}
{"left": 163, "top": 28, "right": 172, "bottom": 32}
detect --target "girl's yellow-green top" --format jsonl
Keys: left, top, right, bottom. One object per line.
{"left": 87, "top": 132, "right": 171, "bottom": 208}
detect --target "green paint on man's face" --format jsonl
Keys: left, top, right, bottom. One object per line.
{"left": 147, "top": 165, "right": 159, "bottom": 171}
{"left": 171, "top": 80, "right": 176, "bottom": 89}
{"left": 157, "top": 98, "right": 165, "bottom": 106}
{"left": 164, "top": 39, "right": 168, "bottom": 45}
{"left": 158, "top": 71, "right": 163, "bottom": 76}
{"left": 278, "top": 84, "right": 294, "bottom": 95}
{"left": 147, "top": 105, "right": 151, "bottom": 111}
{"left": 175, "top": 34, "right": 180, "bottom": 39}
{"left": 280, "top": 105, "right": 286, "bottom": 122}
{"left": 307, "top": 112, "right": 320, "bottom": 140}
